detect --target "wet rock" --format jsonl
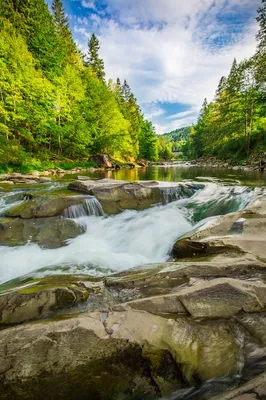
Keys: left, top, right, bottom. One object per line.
{"left": 210, "top": 371, "right": 266, "bottom": 400}
{"left": 68, "top": 178, "right": 201, "bottom": 214}
{"left": 69, "top": 178, "right": 163, "bottom": 213}
{"left": 4, "top": 195, "right": 90, "bottom": 219}
{"left": 0, "top": 217, "right": 83, "bottom": 248}
{"left": 172, "top": 201, "right": 266, "bottom": 260}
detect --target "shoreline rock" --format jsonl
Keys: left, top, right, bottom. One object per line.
{"left": 0, "top": 184, "right": 266, "bottom": 399}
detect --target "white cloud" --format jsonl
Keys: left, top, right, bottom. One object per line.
{"left": 81, "top": 0, "right": 96, "bottom": 10}
{"left": 74, "top": 0, "right": 261, "bottom": 133}
{"left": 166, "top": 110, "right": 197, "bottom": 120}
{"left": 144, "top": 105, "right": 165, "bottom": 120}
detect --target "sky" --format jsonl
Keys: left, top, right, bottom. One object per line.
{"left": 47, "top": 0, "right": 261, "bottom": 133}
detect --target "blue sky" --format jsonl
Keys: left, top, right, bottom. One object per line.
{"left": 47, "top": 0, "right": 261, "bottom": 133}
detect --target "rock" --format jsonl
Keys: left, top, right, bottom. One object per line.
{"left": 0, "top": 307, "right": 243, "bottom": 399}
{"left": 177, "top": 278, "right": 266, "bottom": 318}
{"left": 172, "top": 202, "right": 266, "bottom": 260}
{"left": 1, "top": 261, "right": 266, "bottom": 398}
{"left": 30, "top": 171, "right": 40, "bottom": 177}
{"left": 0, "top": 217, "right": 83, "bottom": 248}
{"left": 105, "top": 255, "right": 266, "bottom": 300}
{"left": 68, "top": 178, "right": 202, "bottom": 214}
{"left": 0, "top": 280, "right": 89, "bottom": 325}
{"left": 90, "top": 154, "right": 113, "bottom": 168}
{"left": 210, "top": 371, "right": 266, "bottom": 400}
{"left": 0, "top": 180, "right": 14, "bottom": 185}
{"left": 0, "top": 173, "right": 51, "bottom": 184}
{"left": 137, "top": 159, "right": 149, "bottom": 167}
{"left": 4, "top": 194, "right": 91, "bottom": 219}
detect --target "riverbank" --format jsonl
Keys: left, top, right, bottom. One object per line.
{"left": 150, "top": 157, "right": 265, "bottom": 172}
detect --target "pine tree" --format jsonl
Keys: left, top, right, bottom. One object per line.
{"left": 88, "top": 34, "right": 105, "bottom": 81}
{"left": 122, "top": 80, "right": 131, "bottom": 101}
{"left": 257, "top": 0, "right": 266, "bottom": 51}
{"left": 52, "top": 0, "right": 75, "bottom": 58}
{"left": 215, "top": 76, "right": 227, "bottom": 98}
{"left": 255, "top": 0, "right": 266, "bottom": 85}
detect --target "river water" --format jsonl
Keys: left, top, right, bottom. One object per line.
{"left": 0, "top": 165, "right": 265, "bottom": 285}
{"left": 1, "top": 165, "right": 266, "bottom": 400}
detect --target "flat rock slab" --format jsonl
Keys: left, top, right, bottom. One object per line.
{"left": 0, "top": 173, "right": 51, "bottom": 184}
{"left": 68, "top": 178, "right": 202, "bottom": 214}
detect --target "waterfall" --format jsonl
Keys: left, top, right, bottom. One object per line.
{"left": 0, "top": 200, "right": 192, "bottom": 284}
{"left": 160, "top": 184, "right": 201, "bottom": 205}
{"left": 0, "top": 191, "right": 29, "bottom": 216}
{"left": 0, "top": 182, "right": 263, "bottom": 285}
{"left": 63, "top": 196, "right": 104, "bottom": 218}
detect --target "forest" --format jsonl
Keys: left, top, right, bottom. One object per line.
{"left": 187, "top": 0, "right": 266, "bottom": 162}
{"left": 0, "top": 0, "right": 168, "bottom": 172}
{"left": 0, "top": 0, "right": 265, "bottom": 172}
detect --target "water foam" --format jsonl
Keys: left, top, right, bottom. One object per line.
{"left": 0, "top": 200, "right": 191, "bottom": 284}
{"left": 63, "top": 197, "right": 104, "bottom": 218}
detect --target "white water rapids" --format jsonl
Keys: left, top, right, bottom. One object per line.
{"left": 0, "top": 200, "right": 191, "bottom": 284}
{"left": 0, "top": 182, "right": 264, "bottom": 285}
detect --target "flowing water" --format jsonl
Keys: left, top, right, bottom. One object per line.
{"left": 0, "top": 166, "right": 265, "bottom": 285}
{"left": 63, "top": 196, "right": 104, "bottom": 218}
{"left": 1, "top": 166, "right": 266, "bottom": 399}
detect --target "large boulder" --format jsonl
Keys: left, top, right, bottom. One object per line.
{"left": 3, "top": 194, "right": 91, "bottom": 219}
{"left": 89, "top": 154, "right": 113, "bottom": 168}
{"left": 68, "top": 178, "right": 202, "bottom": 214}
{"left": 1, "top": 272, "right": 266, "bottom": 399}
{"left": 0, "top": 217, "right": 83, "bottom": 248}
{"left": 172, "top": 198, "right": 266, "bottom": 260}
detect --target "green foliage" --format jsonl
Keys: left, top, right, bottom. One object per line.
{"left": 187, "top": 1, "right": 266, "bottom": 161}
{"left": 162, "top": 126, "right": 191, "bottom": 152}
{"left": 157, "top": 136, "right": 173, "bottom": 161}
{"left": 87, "top": 34, "right": 105, "bottom": 81}
{"left": 0, "top": 0, "right": 158, "bottom": 170}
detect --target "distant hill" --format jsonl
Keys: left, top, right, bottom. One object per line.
{"left": 162, "top": 126, "right": 190, "bottom": 142}
{"left": 161, "top": 126, "right": 191, "bottom": 152}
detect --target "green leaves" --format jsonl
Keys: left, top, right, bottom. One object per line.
{"left": 0, "top": 0, "right": 158, "bottom": 168}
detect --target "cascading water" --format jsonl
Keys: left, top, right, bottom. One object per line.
{"left": 0, "top": 182, "right": 263, "bottom": 285}
{"left": 0, "top": 200, "right": 192, "bottom": 284}
{"left": 185, "top": 183, "right": 261, "bottom": 222}
{"left": 0, "top": 191, "right": 28, "bottom": 216}
{"left": 63, "top": 196, "right": 104, "bottom": 218}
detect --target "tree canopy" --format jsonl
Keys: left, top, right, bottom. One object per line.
{"left": 0, "top": 0, "right": 160, "bottom": 171}
{"left": 186, "top": 0, "right": 266, "bottom": 162}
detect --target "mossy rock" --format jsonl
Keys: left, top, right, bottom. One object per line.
{"left": 0, "top": 278, "right": 90, "bottom": 325}
{"left": 0, "top": 217, "right": 83, "bottom": 248}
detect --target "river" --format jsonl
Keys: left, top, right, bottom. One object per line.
{"left": 1, "top": 165, "right": 266, "bottom": 400}
{"left": 0, "top": 165, "right": 265, "bottom": 286}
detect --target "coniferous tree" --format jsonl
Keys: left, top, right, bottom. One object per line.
{"left": 87, "top": 34, "right": 105, "bottom": 81}
{"left": 122, "top": 80, "right": 131, "bottom": 101}
{"left": 52, "top": 0, "right": 75, "bottom": 59}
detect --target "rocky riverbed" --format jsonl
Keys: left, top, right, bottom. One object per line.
{"left": 0, "top": 175, "right": 266, "bottom": 399}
